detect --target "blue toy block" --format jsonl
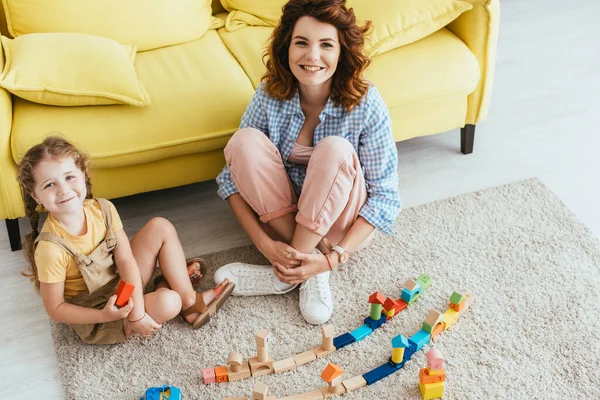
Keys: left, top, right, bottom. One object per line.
{"left": 350, "top": 324, "right": 373, "bottom": 342}
{"left": 404, "top": 339, "right": 418, "bottom": 362}
{"left": 140, "top": 385, "right": 182, "bottom": 400}
{"left": 364, "top": 314, "right": 387, "bottom": 330}
{"left": 410, "top": 329, "right": 431, "bottom": 351}
{"left": 363, "top": 361, "right": 403, "bottom": 385}
{"left": 333, "top": 332, "right": 356, "bottom": 349}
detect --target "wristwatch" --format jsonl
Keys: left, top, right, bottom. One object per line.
{"left": 331, "top": 245, "right": 350, "bottom": 264}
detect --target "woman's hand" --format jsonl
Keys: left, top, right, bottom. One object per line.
{"left": 260, "top": 239, "right": 302, "bottom": 270}
{"left": 273, "top": 251, "right": 330, "bottom": 285}
{"left": 123, "top": 313, "right": 162, "bottom": 338}
{"left": 102, "top": 295, "right": 134, "bottom": 322}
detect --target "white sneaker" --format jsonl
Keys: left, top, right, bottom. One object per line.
{"left": 213, "top": 262, "right": 298, "bottom": 296}
{"left": 299, "top": 271, "right": 333, "bottom": 325}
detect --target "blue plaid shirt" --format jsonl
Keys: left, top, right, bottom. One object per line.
{"left": 216, "top": 84, "right": 401, "bottom": 235}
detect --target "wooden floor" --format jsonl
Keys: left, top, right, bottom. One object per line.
{"left": 1, "top": 0, "right": 599, "bottom": 397}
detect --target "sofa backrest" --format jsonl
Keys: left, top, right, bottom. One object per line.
{"left": 1, "top": 0, "right": 213, "bottom": 51}
{"left": 212, "top": 0, "right": 226, "bottom": 14}
{"left": 0, "top": 1, "right": 10, "bottom": 38}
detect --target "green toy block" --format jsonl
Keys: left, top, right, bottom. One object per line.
{"left": 416, "top": 274, "right": 432, "bottom": 289}
{"left": 408, "top": 292, "right": 421, "bottom": 304}
{"left": 370, "top": 304, "right": 383, "bottom": 320}
{"left": 450, "top": 291, "right": 465, "bottom": 304}
{"left": 422, "top": 321, "right": 433, "bottom": 334}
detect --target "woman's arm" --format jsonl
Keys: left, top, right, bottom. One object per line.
{"left": 40, "top": 281, "right": 133, "bottom": 325}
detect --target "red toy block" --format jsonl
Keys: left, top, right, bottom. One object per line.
{"left": 393, "top": 299, "right": 408, "bottom": 315}
{"left": 214, "top": 366, "right": 228, "bottom": 383}
{"left": 368, "top": 292, "right": 386, "bottom": 305}
{"left": 115, "top": 280, "right": 134, "bottom": 307}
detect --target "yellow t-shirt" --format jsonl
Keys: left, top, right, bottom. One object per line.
{"left": 35, "top": 199, "right": 123, "bottom": 298}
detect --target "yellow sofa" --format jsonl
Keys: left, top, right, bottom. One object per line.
{"left": 0, "top": 0, "right": 499, "bottom": 251}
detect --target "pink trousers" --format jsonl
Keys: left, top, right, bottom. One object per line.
{"left": 224, "top": 128, "right": 372, "bottom": 248}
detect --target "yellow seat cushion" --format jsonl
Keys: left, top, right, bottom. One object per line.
{"left": 1, "top": 0, "right": 213, "bottom": 51}
{"left": 220, "top": 0, "right": 472, "bottom": 56}
{"left": 11, "top": 30, "right": 255, "bottom": 168}
{"left": 0, "top": 33, "right": 150, "bottom": 107}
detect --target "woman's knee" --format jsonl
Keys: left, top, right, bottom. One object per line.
{"left": 224, "top": 128, "right": 272, "bottom": 163}
{"left": 313, "top": 136, "right": 355, "bottom": 165}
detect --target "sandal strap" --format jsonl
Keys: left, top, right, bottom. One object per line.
{"left": 182, "top": 292, "right": 207, "bottom": 317}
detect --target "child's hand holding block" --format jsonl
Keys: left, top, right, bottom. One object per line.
{"left": 115, "top": 280, "right": 135, "bottom": 307}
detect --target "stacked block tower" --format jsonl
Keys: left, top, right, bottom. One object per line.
{"left": 419, "top": 348, "right": 446, "bottom": 399}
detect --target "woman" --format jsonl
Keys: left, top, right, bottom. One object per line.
{"left": 214, "top": 0, "right": 401, "bottom": 324}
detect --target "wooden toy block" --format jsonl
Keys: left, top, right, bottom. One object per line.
{"left": 227, "top": 352, "right": 244, "bottom": 371}
{"left": 404, "top": 279, "right": 418, "bottom": 291}
{"left": 332, "top": 333, "right": 355, "bottom": 349}
{"left": 321, "top": 325, "right": 336, "bottom": 350}
{"left": 393, "top": 299, "right": 408, "bottom": 315}
{"left": 226, "top": 362, "right": 251, "bottom": 382}
{"left": 450, "top": 300, "right": 466, "bottom": 312}
{"left": 410, "top": 330, "right": 431, "bottom": 351}
{"left": 368, "top": 292, "right": 386, "bottom": 320}
{"left": 252, "top": 382, "right": 276, "bottom": 400}
{"left": 416, "top": 274, "right": 432, "bottom": 289}
{"left": 214, "top": 366, "right": 228, "bottom": 383}
{"left": 349, "top": 324, "right": 372, "bottom": 341}
{"left": 364, "top": 314, "right": 387, "bottom": 330}
{"left": 423, "top": 310, "right": 444, "bottom": 333}
{"left": 363, "top": 361, "right": 401, "bottom": 385}
{"left": 256, "top": 329, "right": 272, "bottom": 347}
{"left": 279, "top": 389, "right": 325, "bottom": 400}
{"left": 419, "top": 381, "right": 445, "bottom": 400}
{"left": 383, "top": 298, "right": 398, "bottom": 312}
{"left": 458, "top": 293, "right": 473, "bottom": 315}
{"left": 392, "top": 348, "right": 405, "bottom": 364}
{"left": 202, "top": 368, "right": 216, "bottom": 384}
{"left": 321, "top": 363, "right": 344, "bottom": 382}
{"left": 442, "top": 309, "right": 459, "bottom": 330}
{"left": 430, "top": 323, "right": 444, "bottom": 340}
{"left": 368, "top": 292, "right": 386, "bottom": 304}
{"left": 383, "top": 308, "right": 395, "bottom": 318}
{"left": 293, "top": 350, "right": 317, "bottom": 366}
{"left": 249, "top": 355, "right": 274, "bottom": 377}
{"left": 273, "top": 357, "right": 296, "bottom": 373}
{"left": 428, "top": 368, "right": 446, "bottom": 376}
{"left": 419, "top": 368, "right": 446, "bottom": 384}
{"left": 313, "top": 345, "right": 336, "bottom": 358}
{"left": 426, "top": 348, "right": 444, "bottom": 370}
{"left": 321, "top": 384, "right": 345, "bottom": 398}
{"left": 341, "top": 375, "right": 367, "bottom": 392}
{"left": 449, "top": 291, "right": 465, "bottom": 304}
{"left": 115, "top": 280, "right": 134, "bottom": 307}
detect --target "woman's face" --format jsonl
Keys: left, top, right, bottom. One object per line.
{"left": 288, "top": 16, "right": 340, "bottom": 90}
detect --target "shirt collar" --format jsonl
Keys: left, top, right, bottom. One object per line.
{"left": 282, "top": 90, "right": 346, "bottom": 119}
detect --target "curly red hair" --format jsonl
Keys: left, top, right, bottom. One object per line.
{"left": 262, "top": 0, "right": 372, "bottom": 111}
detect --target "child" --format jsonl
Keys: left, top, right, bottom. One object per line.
{"left": 18, "top": 135, "right": 234, "bottom": 344}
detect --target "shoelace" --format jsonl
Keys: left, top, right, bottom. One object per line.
{"left": 301, "top": 274, "right": 330, "bottom": 303}
{"left": 238, "top": 269, "right": 288, "bottom": 293}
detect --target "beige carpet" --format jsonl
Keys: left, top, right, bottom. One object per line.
{"left": 50, "top": 179, "right": 600, "bottom": 399}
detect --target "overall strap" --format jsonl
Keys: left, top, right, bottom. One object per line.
{"left": 34, "top": 232, "right": 94, "bottom": 267}
{"left": 95, "top": 198, "right": 117, "bottom": 249}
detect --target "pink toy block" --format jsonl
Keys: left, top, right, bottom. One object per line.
{"left": 202, "top": 368, "right": 216, "bottom": 384}
{"left": 426, "top": 348, "right": 444, "bottom": 370}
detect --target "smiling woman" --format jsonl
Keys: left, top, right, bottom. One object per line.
{"left": 213, "top": 0, "right": 401, "bottom": 326}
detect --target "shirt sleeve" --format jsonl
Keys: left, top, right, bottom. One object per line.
{"left": 357, "top": 86, "right": 402, "bottom": 235}
{"left": 217, "top": 86, "right": 270, "bottom": 200}
{"left": 35, "top": 240, "right": 71, "bottom": 284}
{"left": 107, "top": 200, "right": 124, "bottom": 232}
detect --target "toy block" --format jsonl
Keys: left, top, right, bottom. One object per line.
{"left": 410, "top": 330, "right": 431, "bottom": 351}
{"left": 332, "top": 333, "right": 355, "bottom": 349}
{"left": 450, "top": 300, "right": 466, "bottom": 312}
{"left": 419, "top": 368, "right": 446, "bottom": 384}
{"left": 391, "top": 348, "right": 405, "bottom": 364}
{"left": 383, "top": 298, "right": 398, "bottom": 312}
{"left": 401, "top": 287, "right": 421, "bottom": 304}
{"left": 313, "top": 345, "right": 336, "bottom": 358}
{"left": 428, "top": 368, "right": 446, "bottom": 376}
{"left": 342, "top": 375, "right": 367, "bottom": 392}
{"left": 394, "top": 299, "right": 408, "bottom": 314}
{"left": 426, "top": 348, "right": 444, "bottom": 370}
{"left": 449, "top": 291, "right": 465, "bottom": 304}
{"left": 253, "top": 382, "right": 270, "bottom": 400}
{"left": 226, "top": 362, "right": 251, "bottom": 382}
{"left": 423, "top": 310, "right": 444, "bottom": 333}
{"left": 350, "top": 324, "right": 372, "bottom": 341}
{"left": 214, "top": 366, "right": 228, "bottom": 383}
{"left": 202, "top": 368, "right": 216, "bottom": 384}
{"left": 273, "top": 357, "right": 296, "bottom": 374}
{"left": 293, "top": 350, "right": 317, "bottom": 366}
{"left": 321, "top": 363, "right": 344, "bottom": 382}
{"left": 321, "top": 381, "right": 345, "bottom": 398}
{"left": 321, "top": 325, "right": 335, "bottom": 350}
{"left": 370, "top": 303, "right": 383, "bottom": 320}
{"left": 368, "top": 292, "right": 386, "bottom": 305}
{"left": 430, "top": 323, "right": 444, "bottom": 340}
{"left": 256, "top": 329, "right": 272, "bottom": 347}
{"left": 404, "top": 339, "right": 418, "bottom": 362}
{"left": 459, "top": 293, "right": 473, "bottom": 315}
{"left": 279, "top": 389, "right": 325, "bottom": 400}
{"left": 416, "top": 274, "right": 432, "bottom": 289}
{"left": 363, "top": 362, "right": 401, "bottom": 385}
{"left": 442, "top": 309, "right": 459, "bottom": 330}
{"left": 115, "top": 280, "right": 134, "bottom": 307}
{"left": 419, "top": 381, "right": 445, "bottom": 400}
{"left": 227, "top": 352, "right": 244, "bottom": 372}
{"left": 404, "top": 279, "right": 419, "bottom": 291}
{"left": 249, "top": 356, "right": 274, "bottom": 377}
{"left": 383, "top": 308, "right": 395, "bottom": 318}
{"left": 364, "top": 314, "right": 387, "bottom": 330}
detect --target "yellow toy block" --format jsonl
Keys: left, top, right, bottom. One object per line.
{"left": 442, "top": 309, "right": 459, "bottom": 330}
{"left": 419, "top": 382, "right": 445, "bottom": 400}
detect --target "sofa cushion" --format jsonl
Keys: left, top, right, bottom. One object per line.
{"left": 0, "top": 33, "right": 150, "bottom": 107}
{"left": 220, "top": 0, "right": 472, "bottom": 56}
{"left": 11, "top": 30, "right": 255, "bottom": 168}
{"left": 1, "top": 0, "right": 213, "bottom": 51}
{"left": 219, "top": 26, "right": 479, "bottom": 114}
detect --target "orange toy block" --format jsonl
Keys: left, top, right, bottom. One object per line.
{"left": 450, "top": 300, "right": 466, "bottom": 312}
{"left": 321, "top": 363, "right": 344, "bottom": 382}
{"left": 419, "top": 368, "right": 446, "bottom": 384}
{"left": 214, "top": 366, "right": 228, "bottom": 383}
{"left": 115, "top": 280, "right": 134, "bottom": 307}
{"left": 431, "top": 323, "right": 444, "bottom": 340}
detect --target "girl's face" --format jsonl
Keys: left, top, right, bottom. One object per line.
{"left": 288, "top": 16, "right": 340, "bottom": 90}
{"left": 31, "top": 156, "right": 87, "bottom": 217}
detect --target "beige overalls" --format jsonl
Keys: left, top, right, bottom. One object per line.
{"left": 35, "top": 198, "right": 127, "bottom": 345}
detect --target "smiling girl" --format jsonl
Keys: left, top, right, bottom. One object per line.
{"left": 214, "top": 0, "right": 401, "bottom": 325}
{"left": 18, "top": 136, "right": 233, "bottom": 344}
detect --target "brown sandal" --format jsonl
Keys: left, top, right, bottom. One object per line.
{"left": 182, "top": 281, "right": 235, "bottom": 329}
{"left": 153, "top": 257, "right": 207, "bottom": 290}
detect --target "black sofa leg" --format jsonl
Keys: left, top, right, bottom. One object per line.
{"left": 461, "top": 124, "right": 476, "bottom": 154}
{"left": 6, "top": 218, "right": 22, "bottom": 252}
